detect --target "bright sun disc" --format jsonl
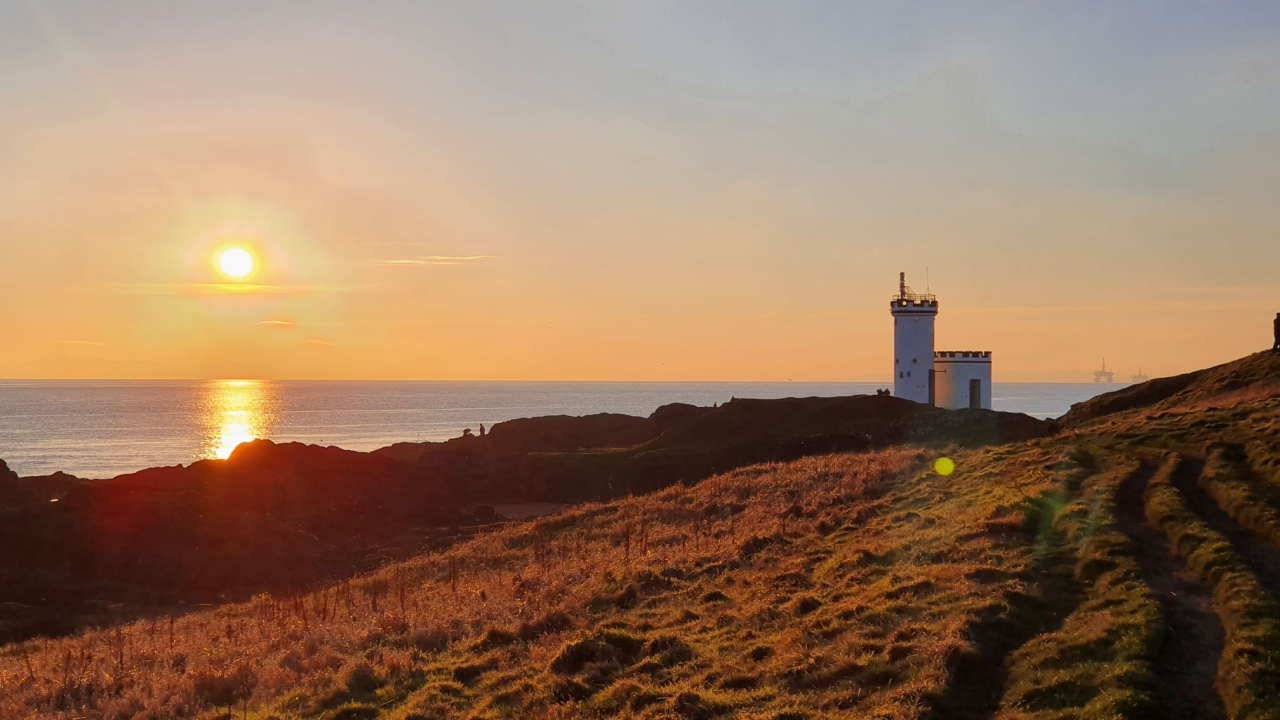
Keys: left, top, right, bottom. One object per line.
{"left": 219, "top": 248, "right": 255, "bottom": 279}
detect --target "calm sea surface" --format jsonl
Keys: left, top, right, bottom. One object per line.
{"left": 0, "top": 380, "right": 1120, "bottom": 478}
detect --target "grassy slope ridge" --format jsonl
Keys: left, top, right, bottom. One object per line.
{"left": 4, "top": 351, "right": 1280, "bottom": 719}
{"left": 1, "top": 446, "right": 1078, "bottom": 720}
{"left": 0, "top": 394, "right": 1051, "bottom": 645}
{"left": 1061, "top": 350, "right": 1280, "bottom": 428}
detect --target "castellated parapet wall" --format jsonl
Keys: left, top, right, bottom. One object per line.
{"left": 889, "top": 299, "right": 939, "bottom": 309}
{"left": 934, "top": 351, "right": 992, "bottom": 360}
{"left": 933, "top": 350, "right": 993, "bottom": 410}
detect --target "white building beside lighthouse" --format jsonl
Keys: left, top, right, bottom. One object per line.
{"left": 934, "top": 351, "right": 993, "bottom": 410}
{"left": 889, "top": 272, "right": 993, "bottom": 410}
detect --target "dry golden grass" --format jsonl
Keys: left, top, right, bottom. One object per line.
{"left": 8, "top": 366, "right": 1280, "bottom": 719}
{"left": 1, "top": 444, "right": 1090, "bottom": 720}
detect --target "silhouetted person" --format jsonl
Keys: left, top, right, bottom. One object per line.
{"left": 1274, "top": 312, "right": 1280, "bottom": 352}
{"left": 479, "top": 424, "right": 486, "bottom": 437}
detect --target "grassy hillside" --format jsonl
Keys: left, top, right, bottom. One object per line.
{"left": 0, "top": 395, "right": 1049, "bottom": 645}
{"left": 5, "top": 352, "right": 1280, "bottom": 719}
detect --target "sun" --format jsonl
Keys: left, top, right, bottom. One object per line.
{"left": 218, "top": 248, "right": 256, "bottom": 279}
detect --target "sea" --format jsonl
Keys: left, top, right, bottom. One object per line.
{"left": 0, "top": 380, "right": 1120, "bottom": 479}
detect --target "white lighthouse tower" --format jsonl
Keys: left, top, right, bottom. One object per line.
{"left": 890, "top": 272, "right": 938, "bottom": 404}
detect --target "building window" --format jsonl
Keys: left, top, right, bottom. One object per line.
{"left": 907, "top": 371, "right": 911, "bottom": 377}
{"left": 912, "top": 358, "right": 917, "bottom": 364}
{"left": 899, "top": 371, "right": 903, "bottom": 379}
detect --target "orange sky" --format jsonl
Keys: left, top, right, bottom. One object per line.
{"left": 2, "top": 3, "right": 1278, "bottom": 382}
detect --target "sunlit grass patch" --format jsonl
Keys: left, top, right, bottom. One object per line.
{"left": 997, "top": 462, "right": 1161, "bottom": 719}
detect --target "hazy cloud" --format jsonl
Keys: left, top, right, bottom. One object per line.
{"left": 379, "top": 255, "right": 499, "bottom": 266}
{"left": 57, "top": 339, "right": 107, "bottom": 346}
{"left": 1231, "top": 57, "right": 1277, "bottom": 86}
{"left": 111, "top": 283, "right": 361, "bottom": 295}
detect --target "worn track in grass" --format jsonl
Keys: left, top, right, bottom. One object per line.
{"left": 1171, "top": 455, "right": 1280, "bottom": 600}
{"left": 1114, "top": 462, "right": 1226, "bottom": 720}
{"left": 924, "top": 492, "right": 1081, "bottom": 720}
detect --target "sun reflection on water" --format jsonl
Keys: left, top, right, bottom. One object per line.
{"left": 199, "top": 380, "right": 278, "bottom": 460}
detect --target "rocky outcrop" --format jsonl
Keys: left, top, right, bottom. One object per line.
{"left": 0, "top": 462, "right": 80, "bottom": 505}
{"left": 484, "top": 412, "right": 656, "bottom": 453}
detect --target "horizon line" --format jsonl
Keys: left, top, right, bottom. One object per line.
{"left": 0, "top": 376, "right": 1141, "bottom": 385}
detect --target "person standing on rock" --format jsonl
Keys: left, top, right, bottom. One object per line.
{"left": 1274, "top": 312, "right": 1280, "bottom": 352}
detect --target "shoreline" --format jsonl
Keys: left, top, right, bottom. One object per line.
{"left": 1, "top": 381, "right": 1116, "bottom": 479}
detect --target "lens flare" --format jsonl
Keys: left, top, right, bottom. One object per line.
{"left": 218, "top": 248, "right": 255, "bottom": 279}
{"left": 934, "top": 457, "right": 956, "bottom": 476}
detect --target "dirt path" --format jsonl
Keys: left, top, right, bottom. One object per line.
{"left": 1170, "top": 455, "right": 1280, "bottom": 600}
{"left": 1114, "top": 462, "right": 1226, "bottom": 720}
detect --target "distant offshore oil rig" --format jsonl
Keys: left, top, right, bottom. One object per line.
{"left": 1093, "top": 359, "right": 1148, "bottom": 384}
{"left": 1094, "top": 359, "right": 1114, "bottom": 383}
